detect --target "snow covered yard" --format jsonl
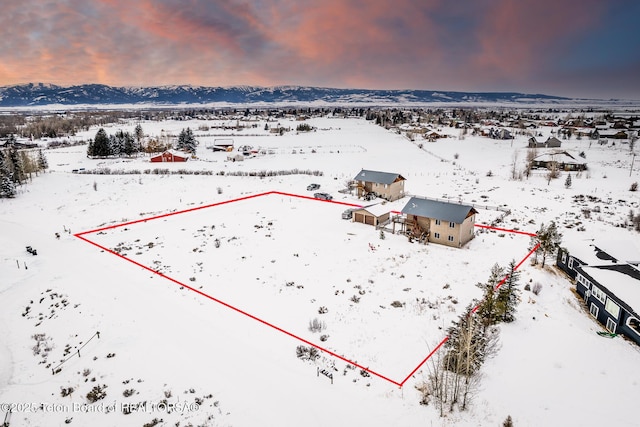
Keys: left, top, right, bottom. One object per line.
{"left": 1, "top": 114, "right": 640, "bottom": 426}
{"left": 78, "top": 190, "right": 533, "bottom": 384}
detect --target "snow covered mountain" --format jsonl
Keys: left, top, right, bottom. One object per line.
{"left": 0, "top": 83, "right": 572, "bottom": 107}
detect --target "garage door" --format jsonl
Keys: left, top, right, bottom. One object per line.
{"left": 354, "top": 213, "right": 365, "bottom": 223}
{"left": 365, "top": 215, "right": 375, "bottom": 225}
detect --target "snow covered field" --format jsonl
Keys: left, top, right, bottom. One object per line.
{"left": 2, "top": 115, "right": 640, "bottom": 426}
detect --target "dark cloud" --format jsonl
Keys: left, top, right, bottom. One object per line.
{"left": 0, "top": 0, "right": 638, "bottom": 98}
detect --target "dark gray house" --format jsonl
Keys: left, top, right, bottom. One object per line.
{"left": 557, "top": 240, "right": 640, "bottom": 345}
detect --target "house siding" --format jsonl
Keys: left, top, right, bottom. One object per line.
{"left": 357, "top": 179, "right": 404, "bottom": 201}
{"left": 576, "top": 268, "right": 640, "bottom": 346}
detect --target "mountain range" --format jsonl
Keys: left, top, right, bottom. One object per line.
{"left": 0, "top": 83, "right": 581, "bottom": 107}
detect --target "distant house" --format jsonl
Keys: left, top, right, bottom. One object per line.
{"left": 209, "top": 138, "right": 234, "bottom": 152}
{"left": 594, "top": 130, "right": 629, "bottom": 140}
{"left": 150, "top": 150, "right": 188, "bottom": 163}
{"left": 227, "top": 153, "right": 244, "bottom": 162}
{"left": 527, "top": 136, "right": 562, "bottom": 148}
{"left": 353, "top": 169, "right": 406, "bottom": 201}
{"left": 531, "top": 151, "right": 587, "bottom": 171}
{"left": 557, "top": 240, "right": 640, "bottom": 345}
{"left": 400, "top": 197, "right": 477, "bottom": 248}
{"left": 488, "top": 128, "right": 513, "bottom": 140}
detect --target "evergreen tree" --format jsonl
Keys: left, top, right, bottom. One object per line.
{"left": 122, "top": 131, "right": 136, "bottom": 156}
{"left": 0, "top": 150, "right": 16, "bottom": 197}
{"left": 475, "top": 263, "right": 504, "bottom": 328}
{"left": 176, "top": 127, "right": 197, "bottom": 154}
{"left": 496, "top": 260, "right": 520, "bottom": 322}
{"left": 37, "top": 149, "right": 48, "bottom": 171}
{"left": 564, "top": 173, "right": 572, "bottom": 188}
{"left": 109, "top": 133, "right": 122, "bottom": 157}
{"left": 537, "top": 221, "right": 562, "bottom": 267}
{"left": 0, "top": 173, "right": 15, "bottom": 198}
{"left": 134, "top": 124, "right": 144, "bottom": 146}
{"left": 89, "top": 128, "right": 111, "bottom": 157}
{"left": 8, "top": 148, "right": 25, "bottom": 184}
{"left": 445, "top": 305, "right": 488, "bottom": 376}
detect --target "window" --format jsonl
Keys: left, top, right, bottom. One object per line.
{"left": 449, "top": 221, "right": 455, "bottom": 228}
{"left": 434, "top": 232, "right": 440, "bottom": 239}
{"left": 589, "top": 303, "right": 599, "bottom": 318}
{"left": 591, "top": 286, "right": 606, "bottom": 303}
{"left": 435, "top": 219, "right": 441, "bottom": 225}
{"left": 606, "top": 318, "right": 617, "bottom": 334}
{"left": 605, "top": 299, "right": 620, "bottom": 319}
{"left": 448, "top": 235, "right": 454, "bottom": 242}
{"left": 561, "top": 252, "right": 567, "bottom": 264}
{"left": 568, "top": 258, "right": 574, "bottom": 270}
{"left": 627, "top": 317, "right": 640, "bottom": 336}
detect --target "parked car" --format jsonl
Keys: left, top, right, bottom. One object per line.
{"left": 307, "top": 183, "right": 321, "bottom": 191}
{"left": 314, "top": 192, "right": 333, "bottom": 201}
{"left": 342, "top": 208, "right": 355, "bottom": 219}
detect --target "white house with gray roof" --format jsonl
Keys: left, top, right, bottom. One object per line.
{"left": 353, "top": 169, "right": 406, "bottom": 201}
{"left": 400, "top": 197, "right": 477, "bottom": 247}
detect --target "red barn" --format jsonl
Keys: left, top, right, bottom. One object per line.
{"left": 150, "top": 150, "right": 189, "bottom": 163}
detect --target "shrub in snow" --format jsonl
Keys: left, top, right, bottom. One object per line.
{"left": 350, "top": 295, "right": 360, "bottom": 303}
{"left": 390, "top": 301, "right": 404, "bottom": 308}
{"left": 60, "top": 386, "right": 74, "bottom": 397}
{"left": 631, "top": 182, "right": 638, "bottom": 192}
{"left": 308, "top": 318, "right": 326, "bottom": 333}
{"left": 532, "top": 283, "right": 542, "bottom": 295}
{"left": 318, "top": 306, "right": 328, "bottom": 314}
{"left": 86, "top": 384, "right": 107, "bottom": 403}
{"left": 503, "top": 415, "right": 514, "bottom": 427}
{"left": 524, "top": 284, "right": 531, "bottom": 291}
{"left": 296, "top": 345, "right": 320, "bottom": 361}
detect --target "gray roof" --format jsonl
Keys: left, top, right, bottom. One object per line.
{"left": 354, "top": 169, "right": 405, "bottom": 185}
{"left": 401, "top": 197, "right": 477, "bottom": 223}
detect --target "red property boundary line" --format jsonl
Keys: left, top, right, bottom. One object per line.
{"left": 75, "top": 191, "right": 539, "bottom": 388}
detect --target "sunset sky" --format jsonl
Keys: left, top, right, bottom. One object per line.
{"left": 1, "top": 0, "right": 639, "bottom": 99}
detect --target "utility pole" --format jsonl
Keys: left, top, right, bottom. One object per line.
{"left": 631, "top": 153, "right": 636, "bottom": 177}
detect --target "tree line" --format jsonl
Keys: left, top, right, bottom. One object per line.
{"left": 419, "top": 223, "right": 562, "bottom": 418}
{"left": 87, "top": 125, "right": 197, "bottom": 158}
{"left": 0, "top": 147, "right": 49, "bottom": 198}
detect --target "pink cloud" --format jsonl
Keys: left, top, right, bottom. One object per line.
{"left": 0, "top": 0, "right": 636, "bottom": 98}
{"left": 470, "top": 0, "right": 605, "bottom": 85}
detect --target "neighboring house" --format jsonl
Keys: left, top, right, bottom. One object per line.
{"left": 209, "top": 138, "right": 234, "bottom": 152}
{"left": 400, "top": 197, "right": 477, "bottom": 248}
{"left": 594, "top": 130, "right": 629, "bottom": 140}
{"left": 353, "top": 169, "right": 406, "bottom": 201}
{"left": 527, "top": 136, "right": 562, "bottom": 148}
{"left": 150, "top": 150, "right": 188, "bottom": 163}
{"left": 557, "top": 240, "right": 640, "bottom": 345}
{"left": 489, "top": 128, "right": 513, "bottom": 139}
{"left": 531, "top": 151, "right": 587, "bottom": 171}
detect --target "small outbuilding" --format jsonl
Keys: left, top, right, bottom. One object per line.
{"left": 150, "top": 150, "right": 189, "bottom": 163}
{"left": 352, "top": 203, "right": 391, "bottom": 227}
